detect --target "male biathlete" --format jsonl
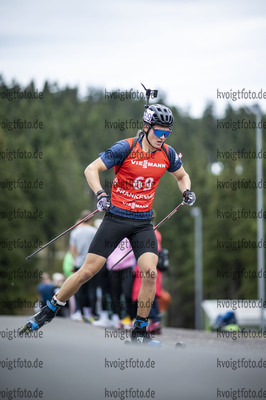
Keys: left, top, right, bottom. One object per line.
{"left": 20, "top": 103, "right": 196, "bottom": 345}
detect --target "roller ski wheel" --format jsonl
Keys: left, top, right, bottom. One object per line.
{"left": 19, "top": 321, "right": 35, "bottom": 335}
{"left": 126, "top": 329, "right": 161, "bottom": 347}
{"left": 175, "top": 341, "right": 186, "bottom": 349}
{"left": 124, "top": 338, "right": 161, "bottom": 347}
{"left": 124, "top": 338, "right": 186, "bottom": 348}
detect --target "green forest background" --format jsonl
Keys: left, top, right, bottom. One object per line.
{"left": 0, "top": 76, "right": 265, "bottom": 328}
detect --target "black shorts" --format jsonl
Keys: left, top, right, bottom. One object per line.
{"left": 88, "top": 212, "right": 158, "bottom": 261}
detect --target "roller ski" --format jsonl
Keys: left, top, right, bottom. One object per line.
{"left": 124, "top": 317, "right": 161, "bottom": 347}
{"left": 19, "top": 295, "right": 65, "bottom": 335}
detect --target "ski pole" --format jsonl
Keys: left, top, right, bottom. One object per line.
{"left": 110, "top": 201, "right": 184, "bottom": 270}
{"left": 26, "top": 209, "right": 99, "bottom": 260}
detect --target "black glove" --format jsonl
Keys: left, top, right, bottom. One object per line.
{"left": 183, "top": 189, "right": 196, "bottom": 206}
{"left": 97, "top": 194, "right": 111, "bottom": 211}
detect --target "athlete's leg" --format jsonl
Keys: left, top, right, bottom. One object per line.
{"left": 127, "top": 218, "right": 158, "bottom": 321}
{"left": 57, "top": 213, "right": 130, "bottom": 303}
{"left": 19, "top": 254, "right": 106, "bottom": 334}
{"left": 126, "top": 220, "right": 161, "bottom": 344}
{"left": 19, "top": 213, "right": 129, "bottom": 334}
{"left": 136, "top": 252, "right": 158, "bottom": 319}
{"left": 56, "top": 253, "right": 106, "bottom": 303}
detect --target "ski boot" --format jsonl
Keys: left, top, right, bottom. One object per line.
{"left": 129, "top": 317, "right": 161, "bottom": 347}
{"left": 19, "top": 294, "right": 66, "bottom": 335}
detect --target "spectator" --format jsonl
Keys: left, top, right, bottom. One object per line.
{"left": 62, "top": 251, "right": 74, "bottom": 278}
{"left": 91, "top": 218, "right": 112, "bottom": 327}
{"left": 92, "top": 263, "right": 111, "bottom": 327}
{"left": 69, "top": 210, "right": 97, "bottom": 322}
{"left": 37, "top": 272, "right": 55, "bottom": 308}
{"left": 106, "top": 238, "right": 136, "bottom": 329}
{"left": 62, "top": 251, "right": 76, "bottom": 315}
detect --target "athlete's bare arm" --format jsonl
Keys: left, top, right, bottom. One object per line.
{"left": 170, "top": 166, "right": 191, "bottom": 193}
{"left": 84, "top": 157, "right": 108, "bottom": 195}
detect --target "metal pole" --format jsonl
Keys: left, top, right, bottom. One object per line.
{"left": 191, "top": 207, "right": 203, "bottom": 330}
{"left": 25, "top": 209, "right": 99, "bottom": 260}
{"left": 254, "top": 105, "right": 265, "bottom": 331}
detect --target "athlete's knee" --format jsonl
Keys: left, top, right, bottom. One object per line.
{"left": 77, "top": 261, "right": 100, "bottom": 283}
{"left": 142, "top": 268, "right": 157, "bottom": 286}
{"left": 77, "top": 254, "right": 106, "bottom": 284}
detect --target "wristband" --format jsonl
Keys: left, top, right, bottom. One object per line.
{"left": 96, "top": 189, "right": 105, "bottom": 197}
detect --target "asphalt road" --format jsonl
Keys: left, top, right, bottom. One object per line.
{"left": 0, "top": 316, "right": 265, "bottom": 400}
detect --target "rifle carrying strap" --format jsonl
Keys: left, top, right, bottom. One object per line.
{"left": 115, "top": 136, "right": 139, "bottom": 175}
{"left": 115, "top": 136, "right": 168, "bottom": 175}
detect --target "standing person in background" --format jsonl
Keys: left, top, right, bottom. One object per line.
{"left": 92, "top": 218, "right": 112, "bottom": 328}
{"left": 106, "top": 238, "right": 136, "bottom": 329}
{"left": 69, "top": 210, "right": 97, "bottom": 322}
{"left": 62, "top": 251, "right": 74, "bottom": 279}
{"left": 37, "top": 272, "right": 55, "bottom": 308}
{"left": 91, "top": 262, "right": 111, "bottom": 328}
{"left": 62, "top": 250, "right": 76, "bottom": 316}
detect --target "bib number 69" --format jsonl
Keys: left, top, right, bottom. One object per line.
{"left": 133, "top": 176, "right": 154, "bottom": 191}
